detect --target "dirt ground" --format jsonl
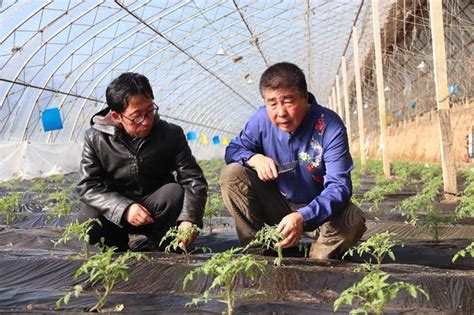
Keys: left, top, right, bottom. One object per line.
{"left": 351, "top": 101, "right": 474, "bottom": 164}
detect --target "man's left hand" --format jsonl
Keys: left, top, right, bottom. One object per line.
{"left": 275, "top": 212, "right": 304, "bottom": 248}
{"left": 178, "top": 221, "right": 199, "bottom": 250}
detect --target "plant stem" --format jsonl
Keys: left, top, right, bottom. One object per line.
{"left": 226, "top": 284, "right": 234, "bottom": 315}
{"left": 84, "top": 242, "right": 89, "bottom": 259}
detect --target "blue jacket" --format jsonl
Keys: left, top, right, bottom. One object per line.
{"left": 224, "top": 94, "right": 353, "bottom": 230}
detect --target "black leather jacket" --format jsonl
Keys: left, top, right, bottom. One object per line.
{"left": 77, "top": 108, "right": 208, "bottom": 227}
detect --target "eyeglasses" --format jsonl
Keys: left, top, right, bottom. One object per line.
{"left": 121, "top": 103, "right": 158, "bottom": 124}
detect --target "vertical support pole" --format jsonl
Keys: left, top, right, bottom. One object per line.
{"left": 352, "top": 26, "right": 366, "bottom": 166}
{"left": 332, "top": 87, "right": 337, "bottom": 115}
{"left": 372, "top": 0, "right": 391, "bottom": 177}
{"left": 341, "top": 56, "right": 352, "bottom": 148}
{"left": 335, "top": 75, "right": 344, "bottom": 122}
{"left": 328, "top": 94, "right": 333, "bottom": 111}
{"left": 429, "top": 0, "right": 457, "bottom": 194}
{"left": 306, "top": 0, "right": 312, "bottom": 91}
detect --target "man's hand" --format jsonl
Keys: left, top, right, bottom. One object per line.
{"left": 178, "top": 221, "right": 199, "bottom": 250}
{"left": 247, "top": 154, "right": 278, "bottom": 182}
{"left": 124, "top": 203, "right": 154, "bottom": 226}
{"left": 275, "top": 212, "right": 304, "bottom": 248}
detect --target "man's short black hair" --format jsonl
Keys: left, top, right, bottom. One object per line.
{"left": 105, "top": 72, "right": 154, "bottom": 113}
{"left": 259, "top": 62, "right": 307, "bottom": 97}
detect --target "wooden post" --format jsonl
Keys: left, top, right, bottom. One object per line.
{"left": 341, "top": 56, "right": 352, "bottom": 148}
{"left": 332, "top": 87, "right": 337, "bottom": 115}
{"left": 328, "top": 94, "right": 333, "bottom": 111}
{"left": 429, "top": 0, "right": 457, "bottom": 194}
{"left": 372, "top": 0, "right": 391, "bottom": 177}
{"left": 352, "top": 26, "right": 366, "bottom": 166}
{"left": 335, "top": 75, "right": 344, "bottom": 122}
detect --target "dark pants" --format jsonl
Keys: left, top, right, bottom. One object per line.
{"left": 78, "top": 183, "right": 184, "bottom": 251}
{"left": 220, "top": 163, "right": 367, "bottom": 259}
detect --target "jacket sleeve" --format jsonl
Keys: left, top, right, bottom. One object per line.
{"left": 224, "top": 118, "right": 262, "bottom": 165}
{"left": 174, "top": 128, "right": 208, "bottom": 227}
{"left": 77, "top": 131, "right": 134, "bottom": 226}
{"left": 297, "top": 124, "right": 353, "bottom": 230}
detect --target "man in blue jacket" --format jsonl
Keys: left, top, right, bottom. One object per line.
{"left": 221, "top": 62, "right": 366, "bottom": 259}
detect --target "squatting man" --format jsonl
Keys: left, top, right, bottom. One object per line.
{"left": 77, "top": 72, "right": 207, "bottom": 251}
{"left": 221, "top": 62, "right": 367, "bottom": 259}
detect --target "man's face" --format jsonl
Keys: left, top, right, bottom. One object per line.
{"left": 112, "top": 94, "right": 156, "bottom": 138}
{"left": 263, "top": 87, "right": 309, "bottom": 133}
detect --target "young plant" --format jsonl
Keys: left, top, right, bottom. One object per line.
{"left": 30, "top": 178, "right": 49, "bottom": 195}
{"left": 183, "top": 247, "right": 267, "bottom": 315}
{"left": 204, "top": 193, "right": 224, "bottom": 233}
{"left": 159, "top": 225, "right": 210, "bottom": 263}
{"left": 56, "top": 246, "right": 148, "bottom": 311}
{"left": 334, "top": 269, "right": 429, "bottom": 315}
{"left": 47, "top": 188, "right": 78, "bottom": 223}
{"left": 455, "top": 169, "right": 474, "bottom": 219}
{"left": 343, "top": 231, "right": 402, "bottom": 271}
{"left": 452, "top": 241, "right": 474, "bottom": 263}
{"left": 338, "top": 232, "right": 429, "bottom": 314}
{"left": 0, "top": 192, "right": 23, "bottom": 225}
{"left": 245, "top": 224, "right": 308, "bottom": 266}
{"left": 245, "top": 224, "right": 285, "bottom": 266}
{"left": 54, "top": 218, "right": 101, "bottom": 258}
{"left": 395, "top": 175, "right": 443, "bottom": 227}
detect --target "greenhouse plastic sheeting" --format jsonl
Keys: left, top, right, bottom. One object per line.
{"left": 0, "top": 141, "right": 224, "bottom": 180}
{"left": 0, "top": 142, "right": 81, "bottom": 180}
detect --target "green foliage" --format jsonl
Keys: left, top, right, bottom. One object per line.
{"left": 48, "top": 174, "right": 65, "bottom": 184}
{"left": 362, "top": 161, "right": 422, "bottom": 212}
{"left": 344, "top": 231, "right": 402, "bottom": 272}
{"left": 47, "top": 188, "right": 78, "bottom": 223}
{"left": 452, "top": 241, "right": 474, "bottom": 263}
{"left": 56, "top": 246, "right": 148, "bottom": 311}
{"left": 54, "top": 218, "right": 101, "bottom": 258}
{"left": 338, "top": 232, "right": 428, "bottom": 314}
{"left": 160, "top": 225, "right": 211, "bottom": 263}
{"left": 456, "top": 169, "right": 474, "bottom": 219}
{"left": 205, "top": 193, "right": 224, "bottom": 233}
{"left": 361, "top": 159, "right": 383, "bottom": 177}
{"left": 199, "top": 159, "right": 225, "bottom": 189}
{"left": 0, "top": 192, "right": 24, "bottom": 224}
{"left": 183, "top": 247, "right": 267, "bottom": 314}
{"left": 0, "top": 175, "right": 23, "bottom": 189}
{"left": 30, "top": 178, "right": 49, "bottom": 195}
{"left": 394, "top": 173, "right": 451, "bottom": 240}
{"left": 334, "top": 270, "right": 429, "bottom": 315}
{"left": 245, "top": 224, "right": 308, "bottom": 266}
{"left": 245, "top": 224, "right": 285, "bottom": 266}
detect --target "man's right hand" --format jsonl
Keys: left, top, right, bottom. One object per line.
{"left": 124, "top": 203, "right": 154, "bottom": 226}
{"left": 247, "top": 154, "right": 278, "bottom": 182}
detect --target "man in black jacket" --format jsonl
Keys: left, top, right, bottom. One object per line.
{"left": 77, "top": 72, "right": 207, "bottom": 251}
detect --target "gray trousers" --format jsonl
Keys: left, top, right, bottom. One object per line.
{"left": 220, "top": 163, "right": 367, "bottom": 259}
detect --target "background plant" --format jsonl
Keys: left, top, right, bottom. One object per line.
{"left": 54, "top": 218, "right": 101, "bottom": 258}
{"left": 0, "top": 192, "right": 24, "bottom": 224}
{"left": 56, "top": 246, "right": 148, "bottom": 311}
{"left": 204, "top": 193, "right": 224, "bottom": 233}
{"left": 183, "top": 247, "right": 267, "bottom": 315}
{"left": 47, "top": 187, "right": 78, "bottom": 223}
{"left": 30, "top": 178, "right": 49, "bottom": 195}
{"left": 160, "top": 225, "right": 210, "bottom": 263}
{"left": 455, "top": 169, "right": 474, "bottom": 219}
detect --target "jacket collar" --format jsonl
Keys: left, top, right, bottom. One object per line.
{"left": 90, "top": 108, "right": 121, "bottom": 136}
